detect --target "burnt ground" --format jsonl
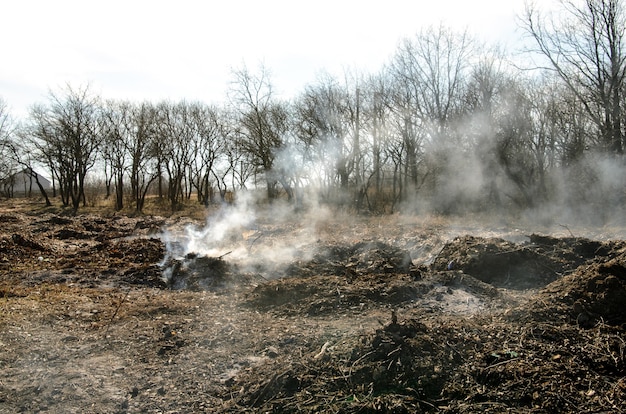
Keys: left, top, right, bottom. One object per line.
{"left": 1, "top": 200, "right": 626, "bottom": 413}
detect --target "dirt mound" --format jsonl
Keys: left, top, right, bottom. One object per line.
{"left": 431, "top": 234, "right": 619, "bottom": 289}
{"left": 228, "top": 313, "right": 625, "bottom": 413}
{"left": 233, "top": 317, "right": 447, "bottom": 412}
{"left": 283, "top": 241, "right": 414, "bottom": 278}
{"left": 345, "top": 318, "right": 446, "bottom": 398}
{"left": 244, "top": 267, "right": 507, "bottom": 318}
{"left": 163, "top": 254, "right": 260, "bottom": 291}
{"left": 515, "top": 249, "right": 626, "bottom": 327}
{"left": 161, "top": 240, "right": 415, "bottom": 296}
{"left": 98, "top": 237, "right": 165, "bottom": 264}
{"left": 244, "top": 273, "right": 426, "bottom": 316}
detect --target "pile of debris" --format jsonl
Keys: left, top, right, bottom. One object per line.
{"left": 163, "top": 252, "right": 259, "bottom": 291}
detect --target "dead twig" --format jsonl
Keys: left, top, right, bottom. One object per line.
{"left": 104, "top": 288, "right": 131, "bottom": 337}
{"left": 484, "top": 357, "right": 520, "bottom": 370}
{"left": 446, "top": 341, "right": 465, "bottom": 360}
{"left": 557, "top": 223, "right": 575, "bottom": 238}
{"left": 248, "top": 232, "right": 264, "bottom": 251}
{"left": 432, "top": 244, "right": 447, "bottom": 264}
{"left": 346, "top": 350, "right": 376, "bottom": 384}
{"left": 416, "top": 398, "right": 437, "bottom": 409}
{"left": 251, "top": 370, "right": 291, "bottom": 407}
{"left": 314, "top": 341, "right": 332, "bottom": 360}
{"left": 217, "top": 251, "right": 232, "bottom": 259}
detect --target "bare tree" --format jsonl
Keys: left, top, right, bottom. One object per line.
{"left": 4, "top": 98, "right": 53, "bottom": 205}
{"left": 392, "top": 25, "right": 474, "bottom": 142}
{"left": 0, "top": 98, "right": 18, "bottom": 197}
{"left": 551, "top": 86, "right": 592, "bottom": 163}
{"left": 293, "top": 73, "right": 355, "bottom": 205}
{"left": 363, "top": 73, "right": 394, "bottom": 211}
{"left": 495, "top": 78, "right": 546, "bottom": 207}
{"left": 187, "top": 103, "right": 229, "bottom": 206}
{"left": 100, "top": 100, "right": 133, "bottom": 210}
{"left": 225, "top": 128, "right": 256, "bottom": 194}
{"left": 339, "top": 71, "right": 369, "bottom": 211}
{"left": 228, "top": 64, "right": 291, "bottom": 200}
{"left": 461, "top": 49, "right": 511, "bottom": 209}
{"left": 128, "top": 102, "right": 159, "bottom": 212}
{"left": 155, "top": 101, "right": 196, "bottom": 211}
{"left": 23, "top": 85, "right": 101, "bottom": 212}
{"left": 522, "top": 0, "right": 626, "bottom": 154}
{"left": 387, "top": 25, "right": 474, "bottom": 206}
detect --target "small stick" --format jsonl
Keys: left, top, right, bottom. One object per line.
{"left": 557, "top": 223, "right": 575, "bottom": 237}
{"left": 105, "top": 288, "right": 131, "bottom": 337}
{"left": 484, "top": 357, "right": 520, "bottom": 370}
{"left": 248, "top": 233, "right": 264, "bottom": 250}
{"left": 347, "top": 350, "right": 376, "bottom": 382}
{"left": 314, "top": 341, "right": 331, "bottom": 360}
{"left": 217, "top": 251, "right": 232, "bottom": 259}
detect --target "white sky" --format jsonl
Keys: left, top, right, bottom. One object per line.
{"left": 1, "top": 0, "right": 530, "bottom": 118}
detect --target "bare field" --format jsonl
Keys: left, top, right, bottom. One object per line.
{"left": 1, "top": 199, "right": 625, "bottom": 413}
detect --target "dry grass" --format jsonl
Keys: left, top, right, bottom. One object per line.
{"left": 2, "top": 195, "right": 213, "bottom": 220}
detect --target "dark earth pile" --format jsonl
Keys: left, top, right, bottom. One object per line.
{"left": 1, "top": 203, "right": 625, "bottom": 413}
{"left": 431, "top": 234, "right": 620, "bottom": 289}
{"left": 515, "top": 250, "right": 626, "bottom": 327}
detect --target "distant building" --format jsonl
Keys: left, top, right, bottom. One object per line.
{"left": 3, "top": 169, "right": 52, "bottom": 197}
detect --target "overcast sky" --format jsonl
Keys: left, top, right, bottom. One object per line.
{"left": 1, "top": 0, "right": 530, "bottom": 118}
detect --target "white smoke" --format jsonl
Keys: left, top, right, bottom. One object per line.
{"left": 160, "top": 190, "right": 334, "bottom": 281}
{"left": 161, "top": 191, "right": 257, "bottom": 261}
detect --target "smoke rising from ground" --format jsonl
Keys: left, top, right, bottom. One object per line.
{"left": 160, "top": 191, "right": 337, "bottom": 283}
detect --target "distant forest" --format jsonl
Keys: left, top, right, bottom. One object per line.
{"left": 1, "top": 0, "right": 625, "bottom": 223}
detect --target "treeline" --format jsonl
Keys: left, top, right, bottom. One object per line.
{"left": 1, "top": 1, "right": 626, "bottom": 219}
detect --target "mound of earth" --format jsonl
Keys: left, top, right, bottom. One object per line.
{"left": 163, "top": 253, "right": 261, "bottom": 291}
{"left": 282, "top": 241, "right": 414, "bottom": 278}
{"left": 244, "top": 269, "right": 505, "bottom": 318}
{"left": 431, "top": 234, "right": 622, "bottom": 289}
{"left": 514, "top": 249, "right": 626, "bottom": 327}
{"left": 223, "top": 313, "right": 626, "bottom": 413}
